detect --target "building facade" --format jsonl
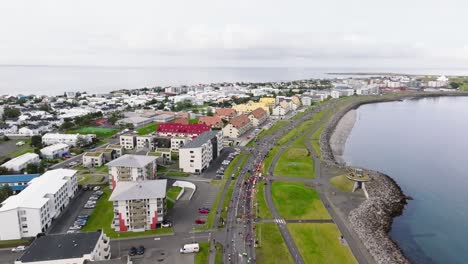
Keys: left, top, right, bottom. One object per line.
{"left": 109, "top": 180, "right": 166, "bottom": 232}
{"left": 179, "top": 131, "right": 223, "bottom": 173}
{"left": 40, "top": 143, "right": 70, "bottom": 159}
{"left": 1, "top": 153, "right": 40, "bottom": 172}
{"left": 106, "top": 155, "right": 158, "bottom": 189}
{"left": 0, "top": 169, "right": 78, "bottom": 240}
{"left": 222, "top": 114, "right": 252, "bottom": 139}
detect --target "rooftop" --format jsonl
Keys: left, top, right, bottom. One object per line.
{"left": 182, "top": 131, "right": 219, "bottom": 149}
{"left": 109, "top": 180, "right": 167, "bottom": 201}
{"left": 229, "top": 114, "right": 251, "bottom": 128}
{"left": 17, "top": 231, "right": 102, "bottom": 263}
{"left": 0, "top": 169, "right": 77, "bottom": 211}
{"left": 1, "top": 153, "right": 39, "bottom": 167}
{"left": 40, "top": 143, "right": 69, "bottom": 152}
{"left": 0, "top": 174, "right": 40, "bottom": 183}
{"left": 157, "top": 123, "right": 210, "bottom": 135}
{"left": 106, "top": 154, "right": 158, "bottom": 168}
{"left": 83, "top": 152, "right": 104, "bottom": 157}
{"left": 250, "top": 107, "right": 267, "bottom": 118}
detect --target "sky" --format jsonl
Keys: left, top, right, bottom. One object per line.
{"left": 0, "top": 0, "right": 467, "bottom": 68}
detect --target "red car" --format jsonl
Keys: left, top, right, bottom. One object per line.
{"left": 195, "top": 218, "right": 206, "bottom": 224}
{"left": 198, "top": 209, "right": 209, "bottom": 214}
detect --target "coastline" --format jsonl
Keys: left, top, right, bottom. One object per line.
{"left": 319, "top": 92, "right": 468, "bottom": 264}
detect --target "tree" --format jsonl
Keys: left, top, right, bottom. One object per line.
{"left": 26, "top": 163, "right": 39, "bottom": 174}
{"left": 2, "top": 107, "right": 21, "bottom": 120}
{"left": 0, "top": 185, "right": 13, "bottom": 203}
{"left": 207, "top": 108, "right": 214, "bottom": 116}
{"left": 450, "top": 82, "right": 460, "bottom": 89}
{"left": 3, "top": 136, "right": 10, "bottom": 141}
{"left": 31, "top": 135, "right": 43, "bottom": 148}
{"left": 60, "top": 120, "right": 75, "bottom": 130}
{"left": 0, "top": 166, "right": 14, "bottom": 175}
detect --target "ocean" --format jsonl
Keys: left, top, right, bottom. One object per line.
{"left": 1, "top": 65, "right": 468, "bottom": 96}
{"left": 343, "top": 97, "right": 468, "bottom": 264}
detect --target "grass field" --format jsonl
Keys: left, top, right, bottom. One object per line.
{"left": 288, "top": 223, "right": 357, "bottom": 264}
{"left": 2, "top": 139, "right": 33, "bottom": 161}
{"left": 137, "top": 122, "right": 159, "bottom": 135}
{"left": 68, "top": 126, "right": 117, "bottom": 138}
{"left": 189, "top": 118, "right": 199, "bottom": 124}
{"left": 255, "top": 223, "right": 294, "bottom": 264}
{"left": 257, "top": 120, "right": 288, "bottom": 139}
{"left": 271, "top": 181, "right": 330, "bottom": 220}
{"left": 82, "top": 186, "right": 173, "bottom": 238}
{"left": 263, "top": 146, "right": 280, "bottom": 174}
{"left": 255, "top": 180, "right": 272, "bottom": 219}
{"left": 194, "top": 241, "right": 210, "bottom": 264}
{"left": 274, "top": 148, "right": 314, "bottom": 178}
{"left": 0, "top": 239, "right": 31, "bottom": 248}
{"left": 215, "top": 242, "right": 223, "bottom": 264}
{"left": 77, "top": 174, "right": 107, "bottom": 185}
{"left": 330, "top": 175, "right": 355, "bottom": 192}
{"left": 166, "top": 187, "right": 183, "bottom": 201}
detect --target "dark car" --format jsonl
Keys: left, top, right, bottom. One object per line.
{"left": 195, "top": 218, "right": 206, "bottom": 224}
{"left": 129, "top": 247, "right": 137, "bottom": 256}
{"left": 137, "top": 245, "right": 145, "bottom": 255}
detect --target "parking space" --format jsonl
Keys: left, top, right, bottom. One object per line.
{"left": 201, "top": 147, "right": 236, "bottom": 179}
{"left": 166, "top": 181, "right": 219, "bottom": 233}
{"left": 48, "top": 186, "right": 104, "bottom": 234}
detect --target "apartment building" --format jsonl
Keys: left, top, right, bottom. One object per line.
{"left": 82, "top": 152, "right": 105, "bottom": 168}
{"left": 179, "top": 131, "right": 223, "bottom": 173}
{"left": 222, "top": 114, "right": 252, "bottom": 139}
{"left": 106, "top": 155, "right": 158, "bottom": 189}
{"left": 214, "top": 108, "right": 237, "bottom": 121}
{"left": 15, "top": 231, "right": 110, "bottom": 264}
{"left": 42, "top": 133, "right": 94, "bottom": 147}
{"left": 198, "top": 116, "right": 223, "bottom": 129}
{"left": 156, "top": 123, "right": 210, "bottom": 138}
{"left": 120, "top": 134, "right": 136, "bottom": 149}
{"left": 40, "top": 143, "right": 70, "bottom": 159}
{"left": 106, "top": 144, "right": 124, "bottom": 158}
{"left": 109, "top": 180, "right": 167, "bottom": 232}
{"left": 248, "top": 107, "right": 268, "bottom": 127}
{"left": 0, "top": 169, "right": 78, "bottom": 240}
{"left": 1, "top": 153, "right": 40, "bottom": 172}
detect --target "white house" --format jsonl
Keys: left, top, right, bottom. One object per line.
{"left": 109, "top": 180, "right": 167, "bottom": 232}
{"left": 40, "top": 143, "right": 70, "bottom": 159}
{"left": 82, "top": 152, "right": 105, "bottom": 168}
{"left": 42, "top": 133, "right": 94, "bottom": 147}
{"left": 272, "top": 104, "right": 289, "bottom": 116}
{"left": 106, "top": 144, "right": 124, "bottom": 158}
{"left": 0, "top": 169, "right": 78, "bottom": 240}
{"left": 1, "top": 153, "right": 40, "bottom": 172}
{"left": 119, "top": 134, "right": 136, "bottom": 149}
{"left": 14, "top": 231, "right": 110, "bottom": 264}
{"left": 179, "top": 131, "right": 223, "bottom": 173}
{"left": 106, "top": 155, "right": 158, "bottom": 189}
{"left": 170, "top": 137, "right": 189, "bottom": 152}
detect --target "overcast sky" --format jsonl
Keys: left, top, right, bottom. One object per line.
{"left": 0, "top": 0, "right": 467, "bottom": 68}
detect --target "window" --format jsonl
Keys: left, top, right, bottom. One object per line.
{"left": 20, "top": 217, "right": 27, "bottom": 222}
{"left": 190, "top": 160, "right": 194, "bottom": 163}
{"left": 190, "top": 151, "right": 194, "bottom": 154}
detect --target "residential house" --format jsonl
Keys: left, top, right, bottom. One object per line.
{"left": 222, "top": 114, "right": 252, "bottom": 139}
{"left": 248, "top": 108, "right": 268, "bottom": 127}
{"left": 1, "top": 153, "right": 40, "bottom": 172}
{"left": 82, "top": 152, "right": 105, "bottom": 168}
{"left": 40, "top": 143, "right": 70, "bottom": 159}
{"left": 42, "top": 133, "right": 94, "bottom": 147}
{"left": 214, "top": 108, "right": 237, "bottom": 121}
{"left": 198, "top": 116, "right": 223, "bottom": 129}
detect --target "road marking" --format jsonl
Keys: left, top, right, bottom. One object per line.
{"left": 154, "top": 237, "right": 161, "bottom": 240}
{"left": 275, "top": 219, "right": 286, "bottom": 224}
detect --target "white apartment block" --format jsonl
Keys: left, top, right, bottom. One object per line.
{"left": 136, "top": 135, "right": 154, "bottom": 150}
{"left": 170, "top": 137, "right": 189, "bottom": 152}
{"left": 42, "top": 133, "right": 94, "bottom": 147}
{"left": 120, "top": 134, "right": 136, "bottom": 149}
{"left": 40, "top": 143, "right": 70, "bottom": 159}
{"left": 109, "top": 180, "right": 167, "bottom": 232}
{"left": 106, "top": 144, "right": 124, "bottom": 158}
{"left": 1, "top": 153, "right": 40, "bottom": 172}
{"left": 82, "top": 152, "right": 105, "bottom": 168}
{"left": 0, "top": 169, "right": 78, "bottom": 240}
{"left": 106, "top": 155, "right": 158, "bottom": 189}
{"left": 179, "top": 131, "right": 223, "bottom": 173}
{"left": 14, "top": 231, "right": 110, "bottom": 264}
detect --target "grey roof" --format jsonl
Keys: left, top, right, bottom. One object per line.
{"left": 106, "top": 154, "right": 158, "bottom": 167}
{"left": 181, "top": 131, "right": 219, "bottom": 149}
{"left": 85, "top": 256, "right": 129, "bottom": 264}
{"left": 109, "top": 180, "right": 167, "bottom": 201}
{"left": 17, "top": 232, "right": 102, "bottom": 263}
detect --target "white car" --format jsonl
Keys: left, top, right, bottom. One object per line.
{"left": 11, "top": 246, "right": 27, "bottom": 252}
{"left": 15, "top": 141, "right": 25, "bottom": 147}
{"left": 93, "top": 186, "right": 101, "bottom": 191}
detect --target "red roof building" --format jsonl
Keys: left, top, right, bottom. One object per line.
{"left": 157, "top": 123, "right": 210, "bottom": 138}
{"left": 198, "top": 116, "right": 223, "bottom": 129}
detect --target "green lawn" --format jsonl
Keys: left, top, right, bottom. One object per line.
{"left": 220, "top": 180, "right": 235, "bottom": 220}
{"left": 194, "top": 241, "right": 210, "bottom": 264}
{"left": 3, "top": 139, "right": 33, "bottom": 160}
{"left": 274, "top": 148, "right": 314, "bottom": 178}
{"left": 288, "top": 223, "right": 357, "bottom": 264}
{"left": 189, "top": 118, "right": 199, "bottom": 124}
{"left": 166, "top": 187, "right": 183, "bottom": 201}
{"left": 0, "top": 239, "right": 31, "bottom": 248}
{"left": 263, "top": 146, "right": 280, "bottom": 174}
{"left": 257, "top": 121, "right": 288, "bottom": 139}
{"left": 68, "top": 126, "right": 117, "bottom": 138}
{"left": 271, "top": 182, "right": 330, "bottom": 220}
{"left": 330, "top": 175, "right": 355, "bottom": 192}
{"left": 137, "top": 122, "right": 159, "bottom": 135}
{"left": 255, "top": 180, "right": 272, "bottom": 219}
{"left": 255, "top": 223, "right": 294, "bottom": 264}
{"left": 77, "top": 174, "right": 107, "bottom": 185}
{"left": 82, "top": 186, "right": 173, "bottom": 238}
{"left": 215, "top": 242, "right": 223, "bottom": 264}
{"left": 165, "top": 170, "right": 190, "bottom": 177}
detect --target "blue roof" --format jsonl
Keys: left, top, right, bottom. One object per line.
{"left": 10, "top": 185, "right": 27, "bottom": 191}
{"left": 0, "top": 174, "right": 40, "bottom": 183}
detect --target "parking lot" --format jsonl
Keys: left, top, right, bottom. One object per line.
{"left": 201, "top": 147, "right": 236, "bottom": 179}
{"left": 48, "top": 186, "right": 104, "bottom": 234}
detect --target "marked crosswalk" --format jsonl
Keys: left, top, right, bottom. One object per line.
{"left": 274, "top": 219, "right": 286, "bottom": 224}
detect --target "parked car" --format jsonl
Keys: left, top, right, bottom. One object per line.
{"left": 11, "top": 246, "right": 27, "bottom": 252}
{"left": 129, "top": 247, "right": 137, "bottom": 256}
{"left": 93, "top": 186, "right": 101, "bottom": 191}
{"left": 15, "top": 141, "right": 25, "bottom": 147}
{"left": 161, "top": 220, "right": 172, "bottom": 228}
{"left": 94, "top": 190, "right": 104, "bottom": 196}
{"left": 198, "top": 209, "right": 209, "bottom": 214}
{"left": 195, "top": 218, "right": 206, "bottom": 224}
{"left": 137, "top": 245, "right": 145, "bottom": 255}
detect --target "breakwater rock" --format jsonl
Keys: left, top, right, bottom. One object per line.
{"left": 348, "top": 170, "right": 409, "bottom": 264}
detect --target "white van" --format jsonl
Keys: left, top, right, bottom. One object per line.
{"left": 180, "top": 243, "right": 200, "bottom": 253}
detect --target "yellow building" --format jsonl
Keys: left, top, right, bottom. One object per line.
{"left": 232, "top": 101, "right": 269, "bottom": 114}
{"left": 259, "top": 97, "right": 276, "bottom": 108}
